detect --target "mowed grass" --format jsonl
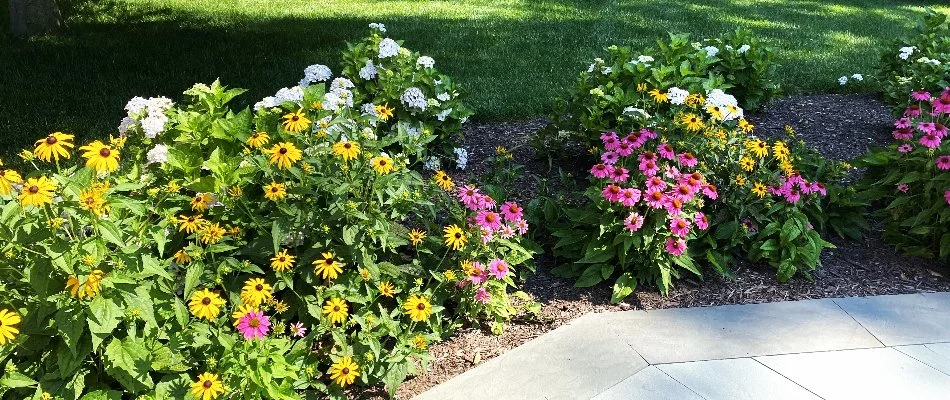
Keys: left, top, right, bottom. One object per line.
{"left": 0, "top": 0, "right": 948, "bottom": 154}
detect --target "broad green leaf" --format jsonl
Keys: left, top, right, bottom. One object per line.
{"left": 104, "top": 337, "right": 154, "bottom": 392}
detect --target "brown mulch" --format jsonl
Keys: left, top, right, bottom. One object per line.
{"left": 392, "top": 93, "right": 950, "bottom": 399}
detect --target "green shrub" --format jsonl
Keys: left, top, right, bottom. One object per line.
{"left": 877, "top": 8, "right": 950, "bottom": 112}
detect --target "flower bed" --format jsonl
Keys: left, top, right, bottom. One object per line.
{"left": 877, "top": 9, "right": 950, "bottom": 112}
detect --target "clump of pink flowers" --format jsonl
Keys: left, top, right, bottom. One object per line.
{"left": 769, "top": 174, "right": 827, "bottom": 204}
{"left": 890, "top": 88, "right": 950, "bottom": 208}
{"left": 237, "top": 310, "right": 271, "bottom": 340}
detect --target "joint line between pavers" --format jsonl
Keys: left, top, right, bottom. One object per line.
{"left": 752, "top": 358, "right": 828, "bottom": 400}
{"left": 830, "top": 297, "right": 886, "bottom": 347}
{"left": 893, "top": 345, "right": 950, "bottom": 378}
{"left": 656, "top": 366, "right": 709, "bottom": 400}
{"left": 649, "top": 344, "right": 888, "bottom": 366}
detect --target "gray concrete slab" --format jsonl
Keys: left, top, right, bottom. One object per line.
{"left": 657, "top": 358, "right": 821, "bottom": 400}
{"left": 602, "top": 298, "right": 882, "bottom": 363}
{"left": 833, "top": 292, "right": 950, "bottom": 346}
{"left": 895, "top": 342, "right": 950, "bottom": 376}
{"left": 413, "top": 313, "right": 649, "bottom": 400}
{"left": 592, "top": 366, "right": 703, "bottom": 400}
{"left": 757, "top": 347, "right": 950, "bottom": 400}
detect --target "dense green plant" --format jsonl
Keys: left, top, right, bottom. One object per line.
{"left": 877, "top": 8, "right": 950, "bottom": 112}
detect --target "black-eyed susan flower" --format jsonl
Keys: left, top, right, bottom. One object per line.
{"left": 0, "top": 309, "right": 21, "bottom": 345}
{"left": 433, "top": 170, "right": 454, "bottom": 191}
{"left": 705, "top": 104, "right": 724, "bottom": 120}
{"left": 371, "top": 155, "right": 395, "bottom": 175}
{"left": 167, "top": 180, "right": 181, "bottom": 193}
{"left": 412, "top": 335, "right": 428, "bottom": 350}
{"left": 739, "top": 157, "right": 756, "bottom": 172}
{"left": 378, "top": 281, "right": 396, "bottom": 297}
{"left": 332, "top": 141, "right": 360, "bottom": 162}
{"left": 752, "top": 182, "right": 768, "bottom": 198}
{"left": 66, "top": 269, "right": 104, "bottom": 300}
{"left": 648, "top": 89, "right": 668, "bottom": 103}
{"left": 264, "top": 142, "right": 302, "bottom": 170}
{"left": 313, "top": 252, "right": 342, "bottom": 280}
{"left": 263, "top": 181, "right": 286, "bottom": 201}
{"left": 33, "top": 132, "right": 74, "bottom": 162}
{"left": 282, "top": 110, "right": 311, "bottom": 133}
{"left": 173, "top": 249, "right": 192, "bottom": 264}
{"left": 680, "top": 113, "right": 705, "bottom": 132}
{"left": 191, "top": 193, "right": 214, "bottom": 212}
{"left": 199, "top": 223, "right": 225, "bottom": 245}
{"left": 744, "top": 139, "right": 769, "bottom": 158}
{"left": 328, "top": 356, "right": 360, "bottom": 387}
{"left": 177, "top": 215, "right": 206, "bottom": 234}
{"left": 408, "top": 228, "right": 426, "bottom": 246}
{"left": 322, "top": 297, "right": 348, "bottom": 324}
{"left": 773, "top": 141, "right": 791, "bottom": 162}
{"left": 0, "top": 169, "right": 23, "bottom": 196}
{"left": 403, "top": 294, "right": 432, "bottom": 322}
{"left": 375, "top": 104, "right": 394, "bottom": 121}
{"left": 79, "top": 187, "right": 108, "bottom": 215}
{"left": 270, "top": 249, "right": 295, "bottom": 272}
{"left": 442, "top": 224, "right": 467, "bottom": 250}
{"left": 273, "top": 300, "right": 289, "bottom": 314}
{"left": 79, "top": 141, "right": 120, "bottom": 173}
{"left": 228, "top": 186, "right": 243, "bottom": 198}
{"left": 231, "top": 304, "right": 258, "bottom": 327}
{"left": 247, "top": 132, "right": 270, "bottom": 149}
{"left": 189, "top": 288, "right": 225, "bottom": 321}
{"left": 19, "top": 176, "right": 56, "bottom": 208}
{"left": 359, "top": 268, "right": 371, "bottom": 281}
{"left": 191, "top": 372, "right": 225, "bottom": 400}
{"left": 735, "top": 174, "right": 747, "bottom": 186}
{"left": 738, "top": 118, "right": 754, "bottom": 133}
{"left": 241, "top": 278, "right": 272, "bottom": 307}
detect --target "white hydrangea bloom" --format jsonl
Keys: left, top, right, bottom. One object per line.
{"left": 401, "top": 87, "right": 427, "bottom": 110}
{"left": 838, "top": 76, "right": 848, "bottom": 85}
{"left": 300, "top": 64, "right": 332, "bottom": 86}
{"left": 423, "top": 156, "right": 441, "bottom": 171}
{"left": 330, "top": 78, "right": 355, "bottom": 94}
{"left": 851, "top": 73, "right": 864, "bottom": 81}
{"left": 417, "top": 56, "right": 435, "bottom": 68}
{"left": 629, "top": 55, "right": 654, "bottom": 65}
{"left": 587, "top": 57, "right": 604, "bottom": 72}
{"left": 898, "top": 46, "right": 916, "bottom": 60}
{"left": 725, "top": 45, "right": 734, "bottom": 51}
{"left": 705, "top": 89, "right": 738, "bottom": 107}
{"left": 141, "top": 115, "right": 167, "bottom": 139}
{"left": 379, "top": 38, "right": 400, "bottom": 58}
{"left": 368, "top": 22, "right": 386, "bottom": 33}
{"left": 322, "top": 92, "right": 343, "bottom": 111}
{"left": 437, "top": 108, "right": 452, "bottom": 121}
{"left": 404, "top": 124, "right": 421, "bottom": 138}
{"left": 146, "top": 97, "right": 173, "bottom": 113}
{"left": 667, "top": 87, "right": 690, "bottom": 105}
{"left": 703, "top": 46, "right": 720, "bottom": 57}
{"left": 146, "top": 144, "right": 168, "bottom": 165}
{"left": 601, "top": 66, "right": 613, "bottom": 75}
{"left": 623, "top": 107, "right": 651, "bottom": 119}
{"left": 274, "top": 86, "right": 304, "bottom": 104}
{"left": 453, "top": 148, "right": 468, "bottom": 170}
{"left": 358, "top": 60, "right": 377, "bottom": 80}
{"left": 437, "top": 92, "right": 451, "bottom": 102}
{"left": 125, "top": 97, "right": 148, "bottom": 114}
{"left": 118, "top": 117, "right": 136, "bottom": 135}
{"left": 738, "top": 44, "right": 751, "bottom": 54}
{"left": 361, "top": 103, "right": 378, "bottom": 116}
{"left": 917, "top": 57, "right": 942, "bottom": 65}
{"left": 254, "top": 96, "right": 277, "bottom": 111}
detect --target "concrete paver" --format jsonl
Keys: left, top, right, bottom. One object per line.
{"left": 592, "top": 366, "right": 703, "bottom": 400}
{"left": 833, "top": 292, "right": 950, "bottom": 345}
{"left": 894, "top": 342, "right": 950, "bottom": 376}
{"left": 657, "top": 358, "right": 822, "bottom": 400}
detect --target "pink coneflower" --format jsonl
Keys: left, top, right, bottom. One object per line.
{"left": 602, "top": 184, "right": 623, "bottom": 202}
{"left": 237, "top": 311, "right": 271, "bottom": 340}
{"left": 678, "top": 152, "right": 698, "bottom": 167}
{"left": 811, "top": 182, "right": 827, "bottom": 196}
{"left": 638, "top": 151, "right": 657, "bottom": 163}
{"left": 945, "top": 190, "right": 950, "bottom": 205}
{"left": 645, "top": 190, "right": 666, "bottom": 208}
{"left": 912, "top": 91, "right": 933, "bottom": 101}
{"left": 893, "top": 127, "right": 914, "bottom": 140}
{"left": 658, "top": 143, "right": 676, "bottom": 160}
{"left": 937, "top": 155, "right": 950, "bottom": 170}
{"left": 933, "top": 95, "right": 950, "bottom": 114}
{"left": 591, "top": 163, "right": 613, "bottom": 178}
{"left": 459, "top": 185, "right": 481, "bottom": 209}
{"left": 665, "top": 237, "right": 687, "bottom": 256}
{"left": 602, "top": 151, "right": 620, "bottom": 164}
{"left": 602, "top": 131, "right": 620, "bottom": 151}
{"left": 664, "top": 197, "right": 684, "bottom": 216}
{"left": 673, "top": 183, "right": 694, "bottom": 202}
{"left": 935, "top": 123, "right": 948, "bottom": 138}
{"left": 499, "top": 224, "right": 515, "bottom": 239}
{"left": 501, "top": 201, "right": 524, "bottom": 221}
{"left": 619, "top": 188, "right": 642, "bottom": 206}
{"left": 785, "top": 188, "right": 802, "bottom": 204}
{"left": 616, "top": 141, "right": 634, "bottom": 157}
{"left": 624, "top": 212, "right": 644, "bottom": 232}
{"left": 480, "top": 228, "right": 494, "bottom": 244}
{"left": 670, "top": 218, "right": 691, "bottom": 237}
{"left": 695, "top": 212, "right": 709, "bottom": 230}
{"left": 476, "top": 210, "right": 503, "bottom": 231}
{"left": 664, "top": 166, "right": 681, "bottom": 179}
{"left": 289, "top": 322, "right": 308, "bottom": 338}
{"left": 514, "top": 218, "right": 529, "bottom": 235}
{"left": 895, "top": 117, "right": 912, "bottom": 129}
{"left": 639, "top": 160, "right": 659, "bottom": 176}
{"left": 469, "top": 262, "right": 488, "bottom": 285}
{"left": 897, "top": 183, "right": 910, "bottom": 193}
{"left": 646, "top": 176, "right": 667, "bottom": 191}
{"left": 898, "top": 143, "right": 914, "bottom": 153}
{"left": 488, "top": 258, "right": 511, "bottom": 280}
{"left": 920, "top": 133, "right": 942, "bottom": 149}
{"left": 610, "top": 167, "right": 630, "bottom": 183}
{"left": 918, "top": 122, "right": 937, "bottom": 135}
{"left": 703, "top": 184, "right": 719, "bottom": 200}
{"left": 905, "top": 104, "right": 922, "bottom": 117}
{"left": 480, "top": 195, "right": 497, "bottom": 210}
{"left": 474, "top": 287, "right": 490, "bottom": 303}
{"left": 639, "top": 128, "right": 658, "bottom": 141}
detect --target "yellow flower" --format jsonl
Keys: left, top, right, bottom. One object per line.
{"left": 19, "top": 176, "right": 56, "bottom": 208}
{"left": 680, "top": 113, "right": 705, "bottom": 132}
{"left": 191, "top": 372, "right": 225, "bottom": 400}
{"left": 378, "top": 281, "right": 396, "bottom": 297}
{"left": 66, "top": 269, "right": 105, "bottom": 300}
{"left": 247, "top": 131, "right": 270, "bottom": 149}
{"left": 41, "top": 392, "right": 52, "bottom": 400}
{"left": 375, "top": 104, "right": 394, "bottom": 121}
{"left": 735, "top": 174, "right": 747, "bottom": 186}
{"left": 264, "top": 142, "right": 302, "bottom": 170}
{"left": 403, "top": 294, "right": 432, "bottom": 322}
{"left": 232, "top": 304, "right": 258, "bottom": 326}
{"left": 273, "top": 300, "right": 289, "bottom": 313}
{"left": 408, "top": 228, "right": 426, "bottom": 246}
{"left": 648, "top": 89, "right": 668, "bottom": 103}
{"left": 752, "top": 182, "right": 768, "bottom": 198}
{"left": 636, "top": 82, "right": 648, "bottom": 92}
{"left": 79, "top": 187, "right": 108, "bottom": 215}
{"left": 738, "top": 118, "right": 754, "bottom": 133}
{"left": 282, "top": 110, "right": 311, "bottom": 134}
{"left": 228, "top": 186, "right": 243, "bottom": 198}
{"left": 313, "top": 252, "right": 343, "bottom": 280}
{"left": 780, "top": 161, "right": 796, "bottom": 176}
{"left": 191, "top": 193, "right": 214, "bottom": 212}
{"left": 685, "top": 94, "right": 705, "bottom": 108}
{"left": 704, "top": 104, "right": 724, "bottom": 120}
{"left": 744, "top": 139, "right": 769, "bottom": 158}
{"left": 33, "top": 132, "right": 74, "bottom": 162}
{"left": 0, "top": 309, "right": 21, "bottom": 346}
{"left": 443, "top": 225, "right": 467, "bottom": 250}
{"left": 359, "top": 268, "right": 371, "bottom": 281}
{"left": 189, "top": 288, "right": 225, "bottom": 321}
{"left": 322, "top": 297, "right": 348, "bottom": 325}
{"left": 773, "top": 141, "right": 790, "bottom": 162}
{"left": 167, "top": 180, "right": 181, "bottom": 193}
{"left": 109, "top": 134, "right": 127, "bottom": 148}
{"left": 79, "top": 141, "right": 120, "bottom": 173}
{"left": 371, "top": 155, "right": 395, "bottom": 175}
{"left": 328, "top": 356, "right": 360, "bottom": 387}
{"left": 173, "top": 249, "right": 192, "bottom": 264}
{"left": 241, "top": 278, "right": 272, "bottom": 307}
{"left": 739, "top": 157, "right": 756, "bottom": 172}
{"left": 784, "top": 124, "right": 796, "bottom": 135}
{"left": 263, "top": 181, "right": 286, "bottom": 201}
{"left": 48, "top": 217, "right": 65, "bottom": 229}
{"left": 177, "top": 215, "right": 206, "bottom": 234}
{"left": 412, "top": 335, "right": 428, "bottom": 350}
{"left": 0, "top": 169, "right": 24, "bottom": 196}
{"left": 270, "top": 249, "right": 295, "bottom": 272}
{"left": 199, "top": 223, "right": 226, "bottom": 245}
{"left": 332, "top": 141, "right": 360, "bottom": 162}
{"left": 433, "top": 170, "right": 454, "bottom": 191}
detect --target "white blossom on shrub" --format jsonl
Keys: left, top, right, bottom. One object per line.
{"left": 274, "top": 86, "right": 304, "bottom": 105}
{"left": 738, "top": 44, "right": 751, "bottom": 54}
{"left": 423, "top": 156, "right": 441, "bottom": 170}
{"left": 125, "top": 96, "right": 148, "bottom": 114}
{"left": 917, "top": 57, "right": 942, "bottom": 66}
{"left": 254, "top": 96, "right": 277, "bottom": 111}
{"left": 851, "top": 73, "right": 864, "bottom": 81}
{"left": 416, "top": 56, "right": 435, "bottom": 68}
{"left": 141, "top": 115, "right": 167, "bottom": 138}
{"left": 330, "top": 78, "right": 355, "bottom": 93}
{"left": 118, "top": 117, "right": 135, "bottom": 135}
{"left": 437, "top": 92, "right": 452, "bottom": 102}
{"left": 453, "top": 147, "right": 468, "bottom": 170}
{"left": 379, "top": 38, "right": 400, "bottom": 58}
{"left": 401, "top": 87, "right": 427, "bottom": 110}
{"left": 437, "top": 108, "right": 452, "bottom": 121}
{"left": 623, "top": 106, "right": 652, "bottom": 119}
{"left": 368, "top": 22, "right": 386, "bottom": 33}
{"left": 146, "top": 144, "right": 168, "bottom": 165}
{"left": 838, "top": 76, "right": 849, "bottom": 85}
{"left": 667, "top": 87, "right": 689, "bottom": 105}
{"left": 898, "top": 46, "right": 916, "bottom": 60}
{"left": 629, "top": 55, "right": 654, "bottom": 65}
{"left": 703, "top": 46, "right": 720, "bottom": 57}
{"left": 358, "top": 60, "right": 377, "bottom": 80}
{"left": 300, "top": 64, "right": 332, "bottom": 86}
{"left": 601, "top": 66, "right": 613, "bottom": 75}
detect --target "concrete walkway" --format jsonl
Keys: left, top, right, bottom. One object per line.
{"left": 414, "top": 292, "right": 950, "bottom": 400}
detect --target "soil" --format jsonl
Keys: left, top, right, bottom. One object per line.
{"left": 392, "top": 93, "right": 950, "bottom": 399}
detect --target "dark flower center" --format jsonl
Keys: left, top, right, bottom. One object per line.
{"left": 188, "top": 217, "right": 195, "bottom": 222}
{"left": 203, "top": 380, "right": 213, "bottom": 388}
{"left": 202, "top": 297, "right": 211, "bottom": 305}
{"left": 344, "top": 143, "right": 351, "bottom": 149}
{"left": 325, "top": 258, "right": 334, "bottom": 265}
{"left": 255, "top": 284, "right": 263, "bottom": 291}
{"left": 454, "top": 233, "right": 462, "bottom": 239}
{"left": 486, "top": 214, "right": 496, "bottom": 222}
{"left": 248, "top": 318, "right": 259, "bottom": 328}
{"left": 417, "top": 303, "right": 426, "bottom": 310}
{"left": 271, "top": 187, "right": 278, "bottom": 192}
{"left": 279, "top": 257, "right": 286, "bottom": 262}
{"left": 379, "top": 160, "right": 387, "bottom": 166}
{"left": 99, "top": 148, "right": 111, "bottom": 157}
{"left": 279, "top": 147, "right": 288, "bottom": 154}
{"left": 333, "top": 306, "right": 340, "bottom": 312}
{"left": 29, "top": 185, "right": 39, "bottom": 193}
{"left": 46, "top": 136, "right": 57, "bottom": 145}
{"left": 292, "top": 116, "right": 299, "bottom": 121}
{"left": 342, "top": 368, "right": 350, "bottom": 375}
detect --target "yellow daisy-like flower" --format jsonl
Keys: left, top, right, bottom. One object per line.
{"left": 403, "top": 294, "right": 432, "bottom": 322}
{"left": 241, "top": 278, "right": 272, "bottom": 308}
{"left": 273, "top": 300, "right": 289, "bottom": 313}
{"left": 408, "top": 228, "right": 426, "bottom": 246}
{"left": 173, "top": 249, "right": 192, "bottom": 264}
{"left": 328, "top": 356, "right": 360, "bottom": 387}
{"left": 167, "top": 180, "right": 181, "bottom": 193}
{"left": 433, "top": 170, "right": 454, "bottom": 191}
{"left": 66, "top": 269, "right": 105, "bottom": 300}
{"left": 359, "top": 268, "right": 371, "bottom": 281}
{"left": 739, "top": 157, "right": 756, "bottom": 172}
{"left": 109, "top": 134, "right": 127, "bottom": 148}
{"left": 231, "top": 304, "right": 258, "bottom": 326}
{"left": 371, "top": 155, "right": 395, "bottom": 175}
{"left": 264, "top": 142, "right": 303, "bottom": 170}
{"left": 189, "top": 289, "right": 225, "bottom": 321}
{"left": 40, "top": 392, "right": 52, "bottom": 400}
{"left": 648, "top": 89, "right": 669, "bottom": 103}
{"left": 199, "top": 223, "right": 226, "bottom": 245}
{"left": 19, "top": 176, "right": 56, "bottom": 208}
{"left": 0, "top": 309, "right": 21, "bottom": 346}
{"left": 313, "top": 252, "right": 343, "bottom": 280}
{"left": 780, "top": 161, "right": 796, "bottom": 177}
{"left": 270, "top": 249, "right": 295, "bottom": 272}
{"left": 79, "top": 141, "right": 120, "bottom": 173}
{"left": 636, "top": 82, "right": 648, "bottom": 92}
{"left": 752, "top": 182, "right": 768, "bottom": 198}
{"left": 78, "top": 187, "right": 108, "bottom": 215}
{"left": 704, "top": 104, "right": 724, "bottom": 120}
{"left": 332, "top": 141, "right": 361, "bottom": 162}
{"left": 412, "top": 335, "right": 428, "bottom": 350}
{"left": 773, "top": 141, "right": 791, "bottom": 162}
{"left": 735, "top": 174, "right": 747, "bottom": 186}
{"left": 191, "top": 372, "right": 225, "bottom": 400}
{"left": 247, "top": 132, "right": 270, "bottom": 149}
{"left": 282, "top": 110, "right": 311, "bottom": 134}
{"left": 744, "top": 139, "right": 769, "bottom": 158}
{"left": 738, "top": 118, "right": 754, "bottom": 133}
{"left": 322, "top": 297, "right": 348, "bottom": 325}
{"left": 191, "top": 193, "right": 214, "bottom": 212}
{"left": 443, "top": 224, "right": 467, "bottom": 250}
{"left": 680, "top": 113, "right": 705, "bottom": 132}
{"left": 443, "top": 270, "right": 457, "bottom": 281}
{"left": 33, "top": 132, "right": 74, "bottom": 162}
{"left": 685, "top": 94, "right": 705, "bottom": 108}
{"left": 228, "top": 186, "right": 243, "bottom": 198}
{"left": 0, "top": 169, "right": 24, "bottom": 196}
{"left": 378, "top": 281, "right": 396, "bottom": 297}
{"left": 375, "top": 104, "right": 395, "bottom": 121}
{"left": 177, "top": 215, "right": 206, "bottom": 234}
{"left": 263, "top": 181, "right": 286, "bottom": 201}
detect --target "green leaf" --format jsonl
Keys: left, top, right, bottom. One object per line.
{"left": 154, "top": 374, "right": 192, "bottom": 400}
{"left": 104, "top": 337, "right": 154, "bottom": 393}
{"left": 0, "top": 371, "right": 37, "bottom": 388}
{"left": 575, "top": 264, "right": 605, "bottom": 287}
{"left": 56, "top": 307, "right": 86, "bottom": 355}
{"left": 87, "top": 295, "right": 124, "bottom": 351}
{"left": 96, "top": 220, "right": 126, "bottom": 247}
{"left": 79, "top": 389, "right": 122, "bottom": 400}
{"left": 611, "top": 273, "right": 637, "bottom": 303}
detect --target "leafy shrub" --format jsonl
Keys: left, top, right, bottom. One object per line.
{"left": 856, "top": 89, "right": 950, "bottom": 261}
{"left": 877, "top": 8, "right": 950, "bottom": 112}
{"left": 0, "top": 28, "right": 535, "bottom": 400}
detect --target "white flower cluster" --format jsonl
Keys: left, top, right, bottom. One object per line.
{"left": 623, "top": 106, "right": 651, "bottom": 119}
{"left": 379, "top": 38, "right": 400, "bottom": 58}
{"left": 738, "top": 44, "right": 751, "bottom": 54}
{"left": 123, "top": 96, "right": 173, "bottom": 139}
{"left": 917, "top": 57, "right": 942, "bottom": 66}
{"left": 368, "top": 22, "right": 386, "bottom": 33}
{"left": 705, "top": 89, "right": 743, "bottom": 120}
{"left": 601, "top": 66, "right": 613, "bottom": 75}
{"left": 703, "top": 46, "right": 720, "bottom": 57}
{"left": 898, "top": 46, "right": 916, "bottom": 61}
{"left": 629, "top": 55, "right": 654, "bottom": 66}
{"left": 423, "top": 156, "right": 441, "bottom": 170}
{"left": 453, "top": 147, "right": 468, "bottom": 170}
{"left": 587, "top": 57, "right": 604, "bottom": 72}
{"left": 436, "top": 108, "right": 453, "bottom": 121}
{"left": 837, "top": 73, "right": 864, "bottom": 85}
{"left": 146, "top": 144, "right": 168, "bottom": 165}
{"left": 666, "top": 87, "right": 690, "bottom": 105}
{"left": 254, "top": 86, "right": 305, "bottom": 111}
{"left": 401, "top": 87, "right": 427, "bottom": 110}
{"left": 437, "top": 92, "right": 452, "bottom": 102}
{"left": 417, "top": 56, "right": 435, "bottom": 68}
{"left": 299, "top": 64, "right": 332, "bottom": 87}
{"left": 358, "top": 60, "right": 377, "bottom": 80}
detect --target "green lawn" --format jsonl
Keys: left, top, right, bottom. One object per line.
{"left": 1, "top": 0, "right": 947, "bottom": 154}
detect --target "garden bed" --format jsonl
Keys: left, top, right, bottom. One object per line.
{"left": 394, "top": 93, "right": 950, "bottom": 399}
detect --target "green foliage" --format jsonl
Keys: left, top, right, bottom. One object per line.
{"left": 877, "top": 8, "right": 950, "bottom": 112}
